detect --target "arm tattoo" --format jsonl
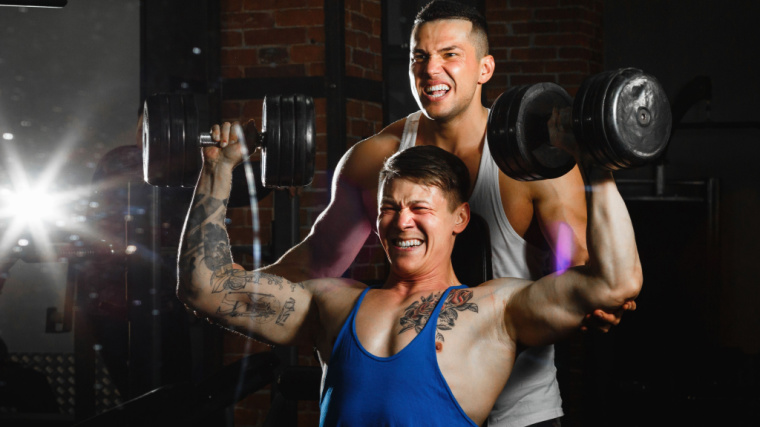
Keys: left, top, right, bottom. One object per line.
{"left": 217, "top": 292, "right": 280, "bottom": 324}
{"left": 398, "top": 289, "right": 478, "bottom": 342}
{"left": 276, "top": 298, "right": 296, "bottom": 326}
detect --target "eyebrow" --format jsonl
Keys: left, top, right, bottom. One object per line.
{"left": 412, "top": 45, "right": 464, "bottom": 55}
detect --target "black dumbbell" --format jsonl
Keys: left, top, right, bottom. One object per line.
{"left": 142, "top": 93, "right": 316, "bottom": 189}
{"left": 487, "top": 68, "right": 672, "bottom": 181}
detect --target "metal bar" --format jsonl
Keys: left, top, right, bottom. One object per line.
{"left": 344, "top": 76, "right": 383, "bottom": 103}
{"left": 0, "top": 0, "right": 66, "bottom": 7}
{"left": 325, "top": 0, "right": 346, "bottom": 171}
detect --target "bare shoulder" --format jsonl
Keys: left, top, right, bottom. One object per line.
{"left": 308, "top": 278, "right": 369, "bottom": 337}
{"left": 338, "top": 118, "right": 406, "bottom": 189}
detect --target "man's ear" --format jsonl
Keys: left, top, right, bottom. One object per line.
{"left": 453, "top": 202, "right": 470, "bottom": 235}
{"left": 478, "top": 55, "right": 495, "bottom": 85}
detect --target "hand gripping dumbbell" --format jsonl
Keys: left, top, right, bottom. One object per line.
{"left": 487, "top": 68, "right": 672, "bottom": 180}
{"left": 142, "top": 93, "right": 316, "bottom": 188}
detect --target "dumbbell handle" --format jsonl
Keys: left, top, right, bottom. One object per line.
{"left": 198, "top": 131, "right": 266, "bottom": 148}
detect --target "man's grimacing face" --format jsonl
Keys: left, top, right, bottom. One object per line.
{"left": 409, "top": 19, "right": 491, "bottom": 122}
{"left": 377, "top": 178, "right": 468, "bottom": 278}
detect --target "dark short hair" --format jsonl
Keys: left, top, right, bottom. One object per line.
{"left": 413, "top": 0, "right": 489, "bottom": 56}
{"left": 380, "top": 145, "right": 470, "bottom": 210}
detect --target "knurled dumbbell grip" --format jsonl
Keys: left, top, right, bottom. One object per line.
{"left": 198, "top": 132, "right": 266, "bottom": 148}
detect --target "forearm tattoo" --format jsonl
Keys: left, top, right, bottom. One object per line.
{"left": 180, "top": 192, "right": 302, "bottom": 327}
{"left": 399, "top": 289, "right": 478, "bottom": 342}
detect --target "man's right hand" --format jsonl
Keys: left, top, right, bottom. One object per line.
{"left": 206, "top": 120, "right": 261, "bottom": 168}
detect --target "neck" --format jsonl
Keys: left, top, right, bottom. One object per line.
{"left": 418, "top": 103, "right": 488, "bottom": 153}
{"left": 382, "top": 264, "right": 461, "bottom": 297}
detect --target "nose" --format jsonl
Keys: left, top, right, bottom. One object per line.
{"left": 395, "top": 208, "right": 414, "bottom": 229}
{"left": 422, "top": 55, "right": 442, "bottom": 77}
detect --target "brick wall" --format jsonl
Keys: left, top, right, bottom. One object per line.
{"left": 484, "top": 0, "right": 604, "bottom": 103}
{"left": 343, "top": 0, "right": 386, "bottom": 282}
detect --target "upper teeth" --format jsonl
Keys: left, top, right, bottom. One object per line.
{"left": 425, "top": 84, "right": 450, "bottom": 93}
{"left": 397, "top": 239, "right": 422, "bottom": 248}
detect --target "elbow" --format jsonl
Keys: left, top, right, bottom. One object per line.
{"left": 608, "top": 262, "right": 643, "bottom": 303}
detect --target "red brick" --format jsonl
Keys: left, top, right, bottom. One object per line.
{"left": 221, "top": 101, "right": 242, "bottom": 120}
{"left": 308, "top": 62, "right": 326, "bottom": 76}
{"left": 222, "top": 11, "right": 274, "bottom": 30}
{"left": 244, "top": 27, "right": 308, "bottom": 46}
{"left": 510, "top": 47, "right": 557, "bottom": 60}
{"left": 350, "top": 30, "right": 370, "bottom": 50}
{"left": 258, "top": 46, "right": 289, "bottom": 64}
{"left": 222, "top": 48, "right": 259, "bottom": 66}
{"left": 490, "top": 35, "right": 531, "bottom": 50}
{"left": 556, "top": 21, "right": 597, "bottom": 36}
{"left": 221, "top": 0, "right": 243, "bottom": 13}
{"left": 275, "top": 8, "right": 324, "bottom": 27}
{"left": 511, "top": 0, "right": 559, "bottom": 7}
{"left": 345, "top": 63, "right": 363, "bottom": 79}
{"left": 307, "top": 26, "right": 325, "bottom": 44}
{"left": 485, "top": 0, "right": 509, "bottom": 11}
{"left": 227, "top": 207, "right": 253, "bottom": 227}
{"left": 534, "top": 7, "right": 580, "bottom": 21}
{"left": 513, "top": 21, "right": 559, "bottom": 34}
{"left": 291, "top": 44, "right": 324, "bottom": 63}
{"left": 243, "top": 0, "right": 309, "bottom": 10}
{"left": 241, "top": 99, "right": 264, "bottom": 121}
{"left": 221, "top": 66, "right": 243, "bottom": 79}
{"left": 362, "top": 0, "right": 381, "bottom": 18}
{"left": 315, "top": 152, "right": 327, "bottom": 170}
{"left": 233, "top": 407, "right": 261, "bottom": 426}
{"left": 535, "top": 34, "right": 592, "bottom": 48}
{"left": 348, "top": 11, "right": 372, "bottom": 32}
{"left": 221, "top": 30, "right": 243, "bottom": 48}
{"left": 510, "top": 74, "right": 557, "bottom": 86}
{"left": 351, "top": 49, "right": 375, "bottom": 70}
{"left": 558, "top": 46, "right": 593, "bottom": 60}
{"left": 487, "top": 8, "right": 533, "bottom": 22}
{"left": 243, "top": 64, "right": 307, "bottom": 78}
{"left": 545, "top": 59, "right": 588, "bottom": 73}
{"left": 346, "top": 99, "right": 364, "bottom": 116}
{"left": 364, "top": 102, "right": 383, "bottom": 122}
{"left": 345, "top": 0, "right": 361, "bottom": 13}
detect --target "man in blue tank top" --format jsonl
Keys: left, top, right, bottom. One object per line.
{"left": 178, "top": 142, "right": 640, "bottom": 426}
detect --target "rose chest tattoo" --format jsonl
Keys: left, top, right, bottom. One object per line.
{"left": 398, "top": 289, "right": 478, "bottom": 342}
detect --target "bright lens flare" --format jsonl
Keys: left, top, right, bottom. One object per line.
{"left": 1, "top": 187, "right": 63, "bottom": 224}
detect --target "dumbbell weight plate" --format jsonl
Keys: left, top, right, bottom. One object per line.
{"left": 262, "top": 95, "right": 281, "bottom": 187}
{"left": 294, "top": 94, "right": 316, "bottom": 187}
{"left": 280, "top": 95, "right": 296, "bottom": 187}
{"left": 143, "top": 94, "right": 170, "bottom": 186}
{"left": 574, "top": 68, "right": 671, "bottom": 169}
{"left": 182, "top": 94, "right": 202, "bottom": 188}
{"left": 261, "top": 94, "right": 316, "bottom": 188}
{"left": 488, "top": 83, "right": 576, "bottom": 181}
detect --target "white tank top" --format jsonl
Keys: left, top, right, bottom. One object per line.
{"left": 399, "top": 111, "right": 563, "bottom": 427}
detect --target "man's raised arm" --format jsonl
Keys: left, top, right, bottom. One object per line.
{"left": 176, "top": 126, "right": 317, "bottom": 346}
{"left": 505, "top": 163, "right": 643, "bottom": 347}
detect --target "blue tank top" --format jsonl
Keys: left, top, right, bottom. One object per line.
{"left": 319, "top": 285, "right": 478, "bottom": 427}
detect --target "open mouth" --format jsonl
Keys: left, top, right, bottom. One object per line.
{"left": 393, "top": 238, "right": 423, "bottom": 248}
{"left": 424, "top": 84, "right": 450, "bottom": 99}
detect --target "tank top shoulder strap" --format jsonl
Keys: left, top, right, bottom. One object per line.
{"left": 399, "top": 111, "right": 423, "bottom": 151}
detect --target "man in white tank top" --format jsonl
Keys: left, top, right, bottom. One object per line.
{"left": 215, "top": 1, "right": 633, "bottom": 425}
